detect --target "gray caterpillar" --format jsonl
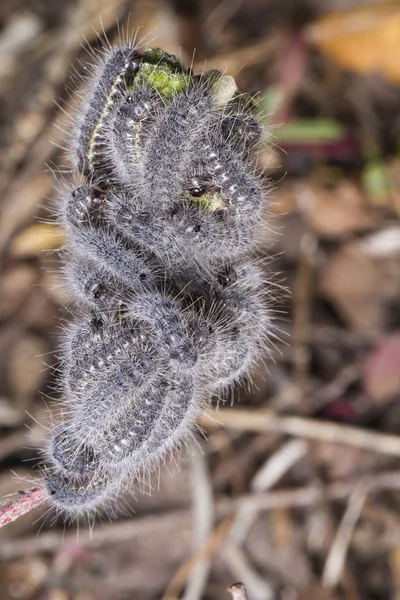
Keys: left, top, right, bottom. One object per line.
{"left": 44, "top": 40, "right": 272, "bottom": 520}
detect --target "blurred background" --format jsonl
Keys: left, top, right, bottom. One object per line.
{"left": 0, "top": 0, "right": 400, "bottom": 598}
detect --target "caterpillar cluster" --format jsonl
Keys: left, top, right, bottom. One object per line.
{"left": 44, "top": 40, "right": 272, "bottom": 521}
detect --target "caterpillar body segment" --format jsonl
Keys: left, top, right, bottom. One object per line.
{"left": 63, "top": 254, "right": 160, "bottom": 311}
{"left": 106, "top": 86, "right": 163, "bottom": 188}
{"left": 75, "top": 47, "right": 142, "bottom": 178}
{"left": 62, "top": 185, "right": 161, "bottom": 293}
{"left": 105, "top": 174, "right": 262, "bottom": 274}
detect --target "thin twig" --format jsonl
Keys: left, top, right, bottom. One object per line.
{"left": 0, "top": 486, "right": 48, "bottom": 527}
{"left": 322, "top": 480, "right": 370, "bottom": 589}
{"left": 161, "top": 517, "right": 234, "bottom": 600}
{"left": 225, "top": 440, "right": 307, "bottom": 600}
{"left": 201, "top": 408, "right": 400, "bottom": 457}
{"left": 228, "top": 582, "right": 249, "bottom": 600}
{"left": 2, "top": 471, "right": 400, "bottom": 560}
{"left": 291, "top": 199, "right": 318, "bottom": 411}
{"left": 182, "top": 451, "right": 215, "bottom": 600}
{"left": 228, "top": 439, "right": 308, "bottom": 546}
{"left": 224, "top": 545, "right": 273, "bottom": 600}
{"left": 250, "top": 439, "right": 308, "bottom": 493}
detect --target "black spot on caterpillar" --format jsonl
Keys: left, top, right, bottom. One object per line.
{"left": 42, "top": 34, "right": 274, "bottom": 524}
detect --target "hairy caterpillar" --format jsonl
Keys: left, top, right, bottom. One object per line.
{"left": 42, "top": 35, "right": 272, "bottom": 522}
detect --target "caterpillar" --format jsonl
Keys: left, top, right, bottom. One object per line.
{"left": 43, "top": 35, "right": 272, "bottom": 522}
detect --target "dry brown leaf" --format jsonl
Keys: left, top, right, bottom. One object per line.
{"left": 314, "top": 441, "right": 364, "bottom": 480}
{"left": 296, "top": 584, "right": 338, "bottom": 600}
{"left": 308, "top": 182, "right": 376, "bottom": 237}
{"left": 389, "top": 545, "right": 400, "bottom": 593}
{"left": 364, "top": 332, "right": 400, "bottom": 404}
{"left": 10, "top": 223, "right": 64, "bottom": 258}
{"left": 9, "top": 335, "right": 49, "bottom": 411}
{"left": 319, "top": 241, "right": 384, "bottom": 332}
{"left": 307, "top": 4, "right": 400, "bottom": 84}
{"left": 0, "top": 554, "right": 48, "bottom": 595}
{"left": 0, "top": 397, "right": 21, "bottom": 428}
{"left": 0, "top": 264, "right": 37, "bottom": 319}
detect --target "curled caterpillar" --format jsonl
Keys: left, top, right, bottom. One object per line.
{"left": 44, "top": 36, "right": 273, "bottom": 522}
